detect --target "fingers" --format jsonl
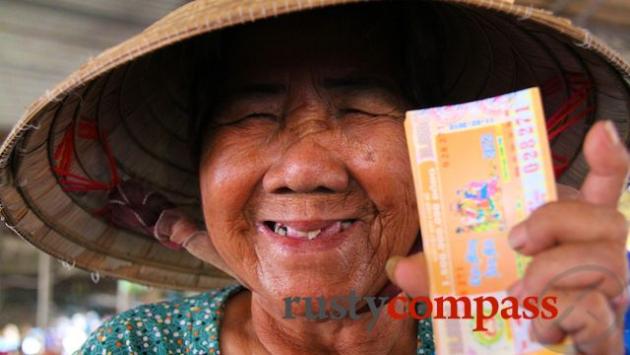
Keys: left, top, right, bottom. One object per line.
{"left": 183, "top": 232, "right": 234, "bottom": 277}
{"left": 154, "top": 209, "right": 238, "bottom": 280}
{"left": 530, "top": 288, "right": 623, "bottom": 354}
{"left": 385, "top": 252, "right": 430, "bottom": 297}
{"left": 556, "top": 183, "right": 581, "bottom": 201}
{"left": 169, "top": 214, "right": 202, "bottom": 246}
{"left": 508, "top": 201, "right": 628, "bottom": 255}
{"left": 515, "top": 242, "right": 628, "bottom": 301}
{"left": 580, "top": 121, "right": 629, "bottom": 208}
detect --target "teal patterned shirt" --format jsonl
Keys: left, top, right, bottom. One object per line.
{"left": 78, "top": 285, "right": 435, "bottom": 354}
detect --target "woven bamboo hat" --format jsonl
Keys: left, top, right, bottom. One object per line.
{"left": 1, "top": 0, "right": 629, "bottom": 291}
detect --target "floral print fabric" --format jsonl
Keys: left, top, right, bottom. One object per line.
{"left": 78, "top": 285, "right": 434, "bottom": 354}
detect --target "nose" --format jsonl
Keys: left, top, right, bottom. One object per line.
{"left": 263, "top": 137, "right": 349, "bottom": 194}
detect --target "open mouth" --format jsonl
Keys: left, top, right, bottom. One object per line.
{"left": 262, "top": 219, "right": 357, "bottom": 240}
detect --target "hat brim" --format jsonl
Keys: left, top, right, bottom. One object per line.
{"left": 0, "top": 0, "right": 628, "bottom": 291}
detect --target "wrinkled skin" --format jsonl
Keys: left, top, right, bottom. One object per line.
{"left": 182, "top": 9, "right": 630, "bottom": 355}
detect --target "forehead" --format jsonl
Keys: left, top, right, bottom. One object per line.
{"left": 220, "top": 6, "right": 403, "bottom": 82}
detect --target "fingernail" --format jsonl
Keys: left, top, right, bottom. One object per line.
{"left": 385, "top": 256, "right": 403, "bottom": 283}
{"left": 604, "top": 120, "right": 621, "bottom": 147}
{"left": 508, "top": 223, "right": 527, "bottom": 250}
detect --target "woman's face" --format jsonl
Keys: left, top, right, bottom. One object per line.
{"left": 199, "top": 11, "right": 419, "bottom": 312}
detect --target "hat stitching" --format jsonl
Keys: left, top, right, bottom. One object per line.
{"left": 248, "top": 6, "right": 255, "bottom": 22}
{"left": 17, "top": 176, "right": 28, "bottom": 188}
{"left": 238, "top": 5, "right": 244, "bottom": 22}
{"left": 0, "top": 211, "right": 18, "bottom": 231}
{"left": 60, "top": 259, "right": 76, "bottom": 270}
{"left": 23, "top": 123, "right": 41, "bottom": 131}
{"left": 0, "top": 121, "right": 39, "bottom": 167}
{"left": 517, "top": 6, "right": 533, "bottom": 21}
{"left": 576, "top": 29, "right": 593, "bottom": 50}
{"left": 261, "top": 4, "right": 267, "bottom": 19}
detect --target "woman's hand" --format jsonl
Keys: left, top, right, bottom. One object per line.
{"left": 103, "top": 180, "right": 240, "bottom": 282}
{"left": 155, "top": 209, "right": 244, "bottom": 283}
{"left": 386, "top": 121, "right": 630, "bottom": 354}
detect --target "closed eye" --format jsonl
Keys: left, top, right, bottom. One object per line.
{"left": 338, "top": 108, "right": 379, "bottom": 117}
{"left": 243, "top": 112, "right": 278, "bottom": 120}
{"left": 219, "top": 112, "right": 279, "bottom": 126}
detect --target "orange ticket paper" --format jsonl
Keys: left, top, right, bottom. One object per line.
{"left": 405, "top": 88, "right": 569, "bottom": 354}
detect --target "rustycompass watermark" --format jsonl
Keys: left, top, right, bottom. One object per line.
{"left": 282, "top": 291, "right": 558, "bottom": 332}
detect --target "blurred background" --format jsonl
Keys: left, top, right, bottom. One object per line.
{"left": 0, "top": 0, "right": 629, "bottom": 354}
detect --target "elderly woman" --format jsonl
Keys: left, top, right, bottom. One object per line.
{"left": 1, "top": 1, "right": 628, "bottom": 354}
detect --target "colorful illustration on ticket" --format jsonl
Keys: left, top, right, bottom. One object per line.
{"left": 454, "top": 177, "right": 505, "bottom": 234}
{"left": 471, "top": 308, "right": 506, "bottom": 346}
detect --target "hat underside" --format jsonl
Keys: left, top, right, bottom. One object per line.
{"left": 0, "top": 1, "right": 628, "bottom": 290}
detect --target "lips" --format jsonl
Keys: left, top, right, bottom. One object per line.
{"left": 262, "top": 219, "right": 357, "bottom": 240}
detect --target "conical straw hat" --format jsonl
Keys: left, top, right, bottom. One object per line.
{"left": 0, "top": 0, "right": 628, "bottom": 291}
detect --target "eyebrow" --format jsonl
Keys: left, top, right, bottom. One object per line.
{"left": 220, "top": 75, "right": 401, "bottom": 104}
{"left": 223, "top": 83, "right": 287, "bottom": 102}
{"left": 322, "top": 76, "right": 400, "bottom": 95}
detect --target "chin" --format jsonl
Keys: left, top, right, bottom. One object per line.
{"left": 255, "top": 262, "right": 377, "bottom": 305}
{"left": 260, "top": 280, "right": 369, "bottom": 320}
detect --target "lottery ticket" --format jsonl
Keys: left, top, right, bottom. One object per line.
{"left": 404, "top": 88, "right": 569, "bottom": 354}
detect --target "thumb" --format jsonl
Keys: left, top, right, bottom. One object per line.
{"left": 557, "top": 183, "right": 581, "bottom": 201}
{"left": 580, "top": 120, "right": 629, "bottom": 207}
{"left": 385, "top": 252, "right": 430, "bottom": 297}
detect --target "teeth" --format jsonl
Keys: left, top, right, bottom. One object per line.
{"left": 269, "top": 220, "right": 354, "bottom": 239}
{"left": 271, "top": 222, "right": 322, "bottom": 239}
{"left": 274, "top": 223, "right": 287, "bottom": 236}
{"left": 289, "top": 227, "right": 321, "bottom": 239}
{"left": 292, "top": 229, "right": 308, "bottom": 238}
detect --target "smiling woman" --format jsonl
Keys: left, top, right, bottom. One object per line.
{"left": 198, "top": 7, "right": 418, "bottom": 302}
{"left": 0, "top": 0, "right": 629, "bottom": 354}
{"left": 187, "top": 10, "right": 430, "bottom": 352}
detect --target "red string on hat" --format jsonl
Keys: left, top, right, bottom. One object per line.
{"left": 540, "top": 72, "right": 594, "bottom": 177}
{"left": 53, "top": 119, "right": 120, "bottom": 192}
{"left": 52, "top": 122, "right": 187, "bottom": 249}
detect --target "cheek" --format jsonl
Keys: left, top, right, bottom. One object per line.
{"left": 200, "top": 128, "right": 272, "bottom": 218}
{"left": 346, "top": 120, "right": 416, "bottom": 213}
{"left": 198, "top": 131, "right": 269, "bottom": 263}
{"left": 343, "top": 120, "right": 418, "bottom": 249}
